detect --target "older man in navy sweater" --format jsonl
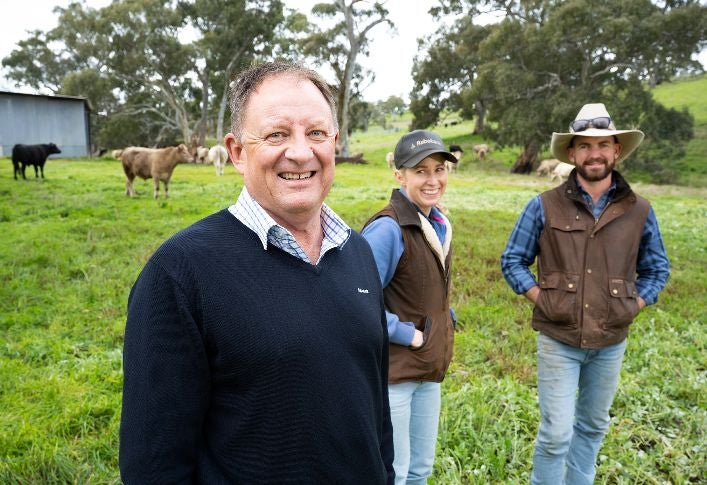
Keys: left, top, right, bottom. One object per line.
{"left": 119, "top": 62, "right": 395, "bottom": 484}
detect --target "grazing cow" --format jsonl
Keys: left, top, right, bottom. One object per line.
{"left": 11, "top": 143, "right": 61, "bottom": 180}
{"left": 447, "top": 144, "right": 464, "bottom": 173}
{"left": 550, "top": 162, "right": 575, "bottom": 183}
{"left": 335, "top": 152, "right": 367, "bottom": 165}
{"left": 473, "top": 143, "right": 490, "bottom": 160}
{"left": 385, "top": 151, "right": 395, "bottom": 169}
{"left": 536, "top": 158, "right": 561, "bottom": 177}
{"left": 195, "top": 146, "right": 209, "bottom": 164}
{"left": 121, "top": 144, "right": 193, "bottom": 198}
{"left": 209, "top": 145, "right": 229, "bottom": 176}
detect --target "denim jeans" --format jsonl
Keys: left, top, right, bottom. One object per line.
{"left": 531, "top": 333, "right": 627, "bottom": 485}
{"left": 388, "top": 381, "right": 441, "bottom": 485}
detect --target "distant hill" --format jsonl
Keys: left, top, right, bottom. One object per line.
{"left": 652, "top": 74, "right": 706, "bottom": 186}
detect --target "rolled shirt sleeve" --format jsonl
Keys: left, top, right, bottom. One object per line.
{"left": 635, "top": 207, "right": 670, "bottom": 305}
{"left": 500, "top": 195, "right": 544, "bottom": 295}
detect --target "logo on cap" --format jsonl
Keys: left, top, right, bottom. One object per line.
{"left": 416, "top": 138, "right": 442, "bottom": 147}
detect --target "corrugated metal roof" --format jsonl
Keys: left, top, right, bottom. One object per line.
{"left": 0, "top": 90, "right": 92, "bottom": 112}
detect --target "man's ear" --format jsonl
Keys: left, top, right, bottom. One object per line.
{"left": 224, "top": 133, "right": 246, "bottom": 174}
{"left": 614, "top": 142, "right": 622, "bottom": 160}
{"left": 394, "top": 168, "right": 405, "bottom": 185}
{"left": 567, "top": 147, "right": 576, "bottom": 165}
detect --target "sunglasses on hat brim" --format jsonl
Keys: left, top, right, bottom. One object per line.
{"left": 570, "top": 116, "right": 612, "bottom": 132}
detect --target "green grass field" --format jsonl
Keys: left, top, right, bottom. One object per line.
{"left": 1, "top": 76, "right": 705, "bottom": 483}
{"left": 651, "top": 74, "right": 707, "bottom": 187}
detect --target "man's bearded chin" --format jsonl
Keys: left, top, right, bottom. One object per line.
{"left": 577, "top": 157, "right": 615, "bottom": 182}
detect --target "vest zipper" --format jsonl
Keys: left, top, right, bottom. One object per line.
{"left": 577, "top": 199, "right": 603, "bottom": 346}
{"left": 591, "top": 202, "right": 611, "bottom": 235}
{"left": 580, "top": 201, "right": 612, "bottom": 346}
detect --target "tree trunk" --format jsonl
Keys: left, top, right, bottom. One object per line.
{"left": 510, "top": 140, "right": 539, "bottom": 174}
{"left": 217, "top": 89, "right": 228, "bottom": 145}
{"left": 196, "top": 68, "right": 209, "bottom": 146}
{"left": 473, "top": 101, "right": 486, "bottom": 135}
{"left": 337, "top": 0, "right": 359, "bottom": 157}
{"left": 216, "top": 48, "right": 247, "bottom": 145}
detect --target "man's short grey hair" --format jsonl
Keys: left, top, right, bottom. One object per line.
{"left": 229, "top": 62, "right": 338, "bottom": 140}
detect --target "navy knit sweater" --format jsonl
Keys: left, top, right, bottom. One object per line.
{"left": 120, "top": 209, "right": 394, "bottom": 484}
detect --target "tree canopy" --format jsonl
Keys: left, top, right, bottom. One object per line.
{"left": 412, "top": 0, "right": 706, "bottom": 179}
{"left": 2, "top": 0, "right": 705, "bottom": 182}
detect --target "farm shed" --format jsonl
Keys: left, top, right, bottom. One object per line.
{"left": 0, "top": 91, "right": 91, "bottom": 158}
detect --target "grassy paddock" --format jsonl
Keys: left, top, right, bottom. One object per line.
{"left": 651, "top": 74, "right": 707, "bottom": 187}
{"left": 0, "top": 145, "right": 704, "bottom": 483}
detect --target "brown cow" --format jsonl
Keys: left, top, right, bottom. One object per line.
{"left": 121, "top": 144, "right": 193, "bottom": 198}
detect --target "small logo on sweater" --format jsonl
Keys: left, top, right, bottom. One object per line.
{"left": 357, "top": 288, "right": 369, "bottom": 294}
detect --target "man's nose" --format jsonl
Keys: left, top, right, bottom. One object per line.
{"left": 284, "top": 133, "right": 313, "bottom": 161}
{"left": 588, "top": 145, "right": 604, "bottom": 157}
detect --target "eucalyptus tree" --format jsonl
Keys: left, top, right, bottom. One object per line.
{"left": 2, "top": 30, "right": 69, "bottom": 94}
{"left": 301, "top": 0, "right": 393, "bottom": 155}
{"left": 2, "top": 3, "right": 125, "bottom": 147}
{"left": 98, "top": 0, "right": 201, "bottom": 145}
{"left": 412, "top": 0, "right": 705, "bottom": 179}
{"left": 410, "top": 17, "right": 492, "bottom": 134}
{"left": 2, "top": 0, "right": 197, "bottom": 146}
{"left": 180, "top": 0, "right": 291, "bottom": 145}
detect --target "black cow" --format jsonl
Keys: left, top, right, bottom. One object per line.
{"left": 11, "top": 143, "right": 61, "bottom": 180}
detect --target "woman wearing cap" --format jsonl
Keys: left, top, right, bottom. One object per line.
{"left": 361, "top": 130, "right": 458, "bottom": 484}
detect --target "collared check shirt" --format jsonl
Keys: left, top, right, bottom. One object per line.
{"left": 501, "top": 180, "right": 670, "bottom": 305}
{"left": 229, "top": 187, "right": 351, "bottom": 265}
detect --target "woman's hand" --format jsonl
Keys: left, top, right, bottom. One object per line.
{"left": 410, "top": 329, "right": 424, "bottom": 349}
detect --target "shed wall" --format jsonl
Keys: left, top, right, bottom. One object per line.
{"left": 0, "top": 93, "right": 90, "bottom": 158}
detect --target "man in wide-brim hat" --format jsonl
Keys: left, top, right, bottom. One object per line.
{"left": 501, "top": 103, "right": 670, "bottom": 484}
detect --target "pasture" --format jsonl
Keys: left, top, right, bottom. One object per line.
{"left": 1, "top": 142, "right": 704, "bottom": 482}
{"left": 2, "top": 74, "right": 707, "bottom": 482}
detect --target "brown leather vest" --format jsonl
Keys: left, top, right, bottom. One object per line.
{"left": 363, "top": 189, "right": 454, "bottom": 383}
{"left": 533, "top": 171, "right": 650, "bottom": 348}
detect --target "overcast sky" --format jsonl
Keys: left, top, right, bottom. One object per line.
{"left": 1, "top": 1, "right": 704, "bottom": 102}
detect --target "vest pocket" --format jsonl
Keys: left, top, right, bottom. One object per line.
{"left": 535, "top": 272, "right": 579, "bottom": 325}
{"left": 607, "top": 278, "right": 640, "bottom": 327}
{"left": 410, "top": 317, "right": 433, "bottom": 352}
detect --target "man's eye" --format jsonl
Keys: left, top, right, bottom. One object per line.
{"left": 266, "top": 132, "right": 286, "bottom": 143}
{"left": 309, "top": 130, "right": 329, "bottom": 142}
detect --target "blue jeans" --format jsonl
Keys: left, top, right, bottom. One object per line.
{"left": 532, "top": 333, "right": 627, "bottom": 485}
{"left": 388, "top": 381, "right": 441, "bottom": 485}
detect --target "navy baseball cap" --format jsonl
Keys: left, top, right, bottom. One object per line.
{"left": 393, "top": 130, "right": 457, "bottom": 169}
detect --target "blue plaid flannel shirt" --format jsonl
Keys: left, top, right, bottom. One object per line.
{"left": 500, "top": 182, "right": 670, "bottom": 305}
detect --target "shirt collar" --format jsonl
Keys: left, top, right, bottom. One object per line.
{"left": 229, "top": 187, "right": 350, "bottom": 251}
{"left": 575, "top": 176, "right": 617, "bottom": 202}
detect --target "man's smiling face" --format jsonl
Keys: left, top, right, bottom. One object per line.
{"left": 568, "top": 135, "right": 621, "bottom": 183}
{"left": 227, "top": 74, "right": 338, "bottom": 229}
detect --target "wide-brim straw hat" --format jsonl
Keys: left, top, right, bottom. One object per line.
{"left": 550, "top": 103, "right": 645, "bottom": 164}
